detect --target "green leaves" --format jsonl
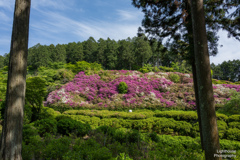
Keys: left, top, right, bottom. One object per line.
{"left": 65, "top": 61, "right": 103, "bottom": 75}
{"left": 118, "top": 82, "right": 128, "bottom": 94}
{"left": 168, "top": 73, "right": 180, "bottom": 83}
{"left": 138, "top": 64, "right": 154, "bottom": 73}
{"left": 66, "top": 42, "right": 84, "bottom": 64}
{"left": 25, "top": 77, "right": 47, "bottom": 117}
{"left": 133, "top": 36, "right": 152, "bottom": 67}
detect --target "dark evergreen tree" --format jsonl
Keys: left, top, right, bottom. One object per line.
{"left": 219, "top": 60, "right": 240, "bottom": 81}
{"left": 211, "top": 63, "right": 224, "bottom": 80}
{"left": 96, "top": 38, "right": 107, "bottom": 68}
{"left": 133, "top": 36, "right": 152, "bottom": 67}
{"left": 0, "top": 56, "right": 5, "bottom": 68}
{"left": 28, "top": 44, "right": 52, "bottom": 70}
{"left": 3, "top": 53, "right": 10, "bottom": 67}
{"left": 66, "top": 42, "right": 84, "bottom": 64}
{"left": 55, "top": 44, "right": 67, "bottom": 63}
{"left": 48, "top": 44, "right": 56, "bottom": 61}
{"left": 149, "top": 39, "right": 167, "bottom": 67}
{"left": 48, "top": 43, "right": 66, "bottom": 63}
{"left": 117, "top": 38, "right": 136, "bottom": 70}
{"left": 83, "top": 37, "right": 98, "bottom": 63}
{"left": 105, "top": 38, "right": 118, "bottom": 69}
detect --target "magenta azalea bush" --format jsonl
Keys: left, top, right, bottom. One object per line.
{"left": 46, "top": 70, "right": 238, "bottom": 110}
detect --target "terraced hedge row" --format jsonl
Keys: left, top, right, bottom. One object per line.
{"left": 58, "top": 113, "right": 240, "bottom": 140}
{"left": 63, "top": 110, "right": 154, "bottom": 120}
{"left": 63, "top": 109, "right": 238, "bottom": 123}
{"left": 160, "top": 135, "right": 240, "bottom": 150}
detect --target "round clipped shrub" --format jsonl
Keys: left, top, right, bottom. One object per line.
{"left": 96, "top": 125, "right": 116, "bottom": 136}
{"left": 42, "top": 136, "right": 72, "bottom": 160}
{"left": 22, "top": 124, "right": 38, "bottom": 144}
{"left": 168, "top": 73, "right": 180, "bottom": 83}
{"left": 228, "top": 115, "right": 240, "bottom": 123}
{"left": 226, "top": 128, "right": 240, "bottom": 141}
{"left": 127, "top": 129, "right": 141, "bottom": 143}
{"left": 113, "top": 128, "right": 130, "bottom": 143}
{"left": 33, "top": 118, "right": 58, "bottom": 136}
{"left": 63, "top": 139, "right": 112, "bottom": 160}
{"left": 57, "top": 117, "right": 91, "bottom": 136}
{"left": 228, "top": 122, "right": 240, "bottom": 130}
{"left": 217, "top": 120, "right": 228, "bottom": 139}
{"left": 149, "top": 132, "right": 160, "bottom": 142}
{"left": 118, "top": 81, "right": 128, "bottom": 94}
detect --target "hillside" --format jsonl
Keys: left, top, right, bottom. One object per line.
{"left": 1, "top": 63, "right": 240, "bottom": 159}
{"left": 45, "top": 69, "right": 237, "bottom": 111}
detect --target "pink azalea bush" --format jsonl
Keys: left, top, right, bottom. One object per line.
{"left": 47, "top": 71, "right": 175, "bottom": 108}
{"left": 221, "top": 84, "right": 240, "bottom": 92}
{"left": 46, "top": 70, "right": 239, "bottom": 110}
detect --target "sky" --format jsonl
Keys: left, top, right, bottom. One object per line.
{"left": 0, "top": 0, "right": 239, "bottom": 65}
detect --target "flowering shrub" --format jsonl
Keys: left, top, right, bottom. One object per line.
{"left": 47, "top": 71, "right": 175, "bottom": 108}
{"left": 46, "top": 70, "right": 240, "bottom": 110}
{"left": 221, "top": 84, "right": 240, "bottom": 92}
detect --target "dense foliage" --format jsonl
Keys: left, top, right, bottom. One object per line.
{"left": 0, "top": 63, "right": 239, "bottom": 159}
{"left": 19, "top": 108, "right": 240, "bottom": 160}
{"left": 211, "top": 59, "right": 240, "bottom": 82}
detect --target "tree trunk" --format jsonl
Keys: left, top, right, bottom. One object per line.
{"left": 192, "top": 61, "right": 204, "bottom": 151}
{"left": 190, "top": 0, "right": 221, "bottom": 159}
{"left": 0, "top": 0, "right": 31, "bottom": 160}
{"left": 157, "top": 45, "right": 159, "bottom": 68}
{"left": 185, "top": 0, "right": 204, "bottom": 151}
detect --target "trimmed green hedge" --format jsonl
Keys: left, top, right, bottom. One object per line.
{"left": 219, "top": 139, "right": 240, "bottom": 150}
{"left": 57, "top": 116, "right": 91, "bottom": 136}
{"left": 33, "top": 118, "right": 58, "bottom": 136}
{"left": 22, "top": 120, "right": 240, "bottom": 160}
{"left": 59, "top": 109, "right": 240, "bottom": 140}
{"left": 155, "top": 111, "right": 198, "bottom": 121}
{"left": 63, "top": 109, "right": 154, "bottom": 119}
{"left": 225, "top": 128, "right": 240, "bottom": 141}
{"left": 58, "top": 114, "right": 233, "bottom": 139}
{"left": 41, "top": 107, "right": 62, "bottom": 118}
{"left": 155, "top": 111, "right": 228, "bottom": 122}
{"left": 61, "top": 115, "right": 100, "bottom": 129}
{"left": 228, "top": 115, "right": 240, "bottom": 122}
{"left": 217, "top": 120, "right": 228, "bottom": 139}
{"left": 228, "top": 122, "right": 240, "bottom": 129}
{"left": 63, "top": 110, "right": 229, "bottom": 122}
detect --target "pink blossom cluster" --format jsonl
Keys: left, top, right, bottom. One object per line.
{"left": 46, "top": 71, "right": 175, "bottom": 108}
{"left": 221, "top": 84, "right": 240, "bottom": 92}
{"left": 46, "top": 70, "right": 239, "bottom": 110}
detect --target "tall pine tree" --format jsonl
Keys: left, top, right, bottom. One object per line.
{"left": 132, "top": 0, "right": 239, "bottom": 152}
